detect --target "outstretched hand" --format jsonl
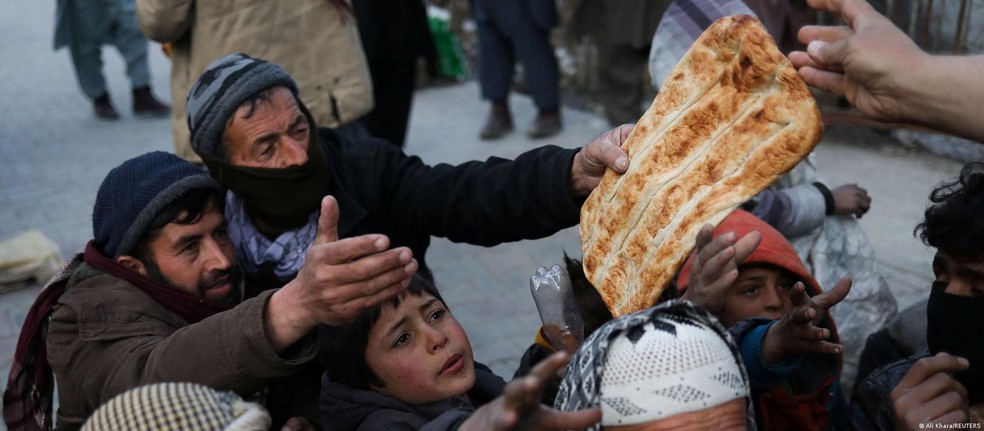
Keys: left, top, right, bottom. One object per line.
{"left": 788, "top": 0, "right": 927, "bottom": 124}
{"left": 265, "top": 196, "right": 417, "bottom": 352}
{"left": 569, "top": 124, "right": 633, "bottom": 198}
{"left": 762, "top": 279, "right": 852, "bottom": 364}
{"left": 683, "top": 224, "right": 762, "bottom": 315}
{"left": 460, "top": 352, "right": 601, "bottom": 431}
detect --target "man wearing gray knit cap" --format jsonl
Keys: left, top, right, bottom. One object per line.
{"left": 5, "top": 151, "right": 411, "bottom": 431}
{"left": 186, "top": 53, "right": 633, "bottom": 298}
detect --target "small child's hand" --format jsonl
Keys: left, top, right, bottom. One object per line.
{"left": 683, "top": 224, "right": 761, "bottom": 315}
{"left": 460, "top": 352, "right": 600, "bottom": 431}
{"left": 761, "top": 278, "right": 852, "bottom": 364}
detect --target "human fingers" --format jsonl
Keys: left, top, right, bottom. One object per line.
{"left": 694, "top": 224, "right": 715, "bottom": 252}
{"left": 310, "top": 234, "right": 393, "bottom": 265}
{"left": 315, "top": 196, "right": 341, "bottom": 244}
{"left": 699, "top": 237, "right": 737, "bottom": 283}
{"left": 904, "top": 386, "right": 969, "bottom": 426}
{"left": 798, "top": 25, "right": 854, "bottom": 44}
{"left": 798, "top": 66, "right": 847, "bottom": 96}
{"left": 813, "top": 278, "right": 853, "bottom": 311}
{"left": 696, "top": 230, "right": 736, "bottom": 270}
{"left": 607, "top": 123, "right": 636, "bottom": 148}
{"left": 895, "top": 353, "right": 970, "bottom": 393}
{"left": 316, "top": 265, "right": 414, "bottom": 326}
{"left": 585, "top": 131, "right": 630, "bottom": 174}
{"left": 327, "top": 247, "right": 414, "bottom": 282}
{"left": 807, "top": 39, "right": 850, "bottom": 73}
{"left": 733, "top": 231, "right": 762, "bottom": 264}
{"left": 789, "top": 282, "right": 812, "bottom": 309}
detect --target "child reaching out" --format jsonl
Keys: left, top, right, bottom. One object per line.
{"left": 318, "top": 275, "right": 600, "bottom": 431}
{"left": 677, "top": 210, "right": 852, "bottom": 430}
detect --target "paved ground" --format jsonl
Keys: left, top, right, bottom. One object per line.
{"left": 0, "top": 0, "right": 969, "bottom": 423}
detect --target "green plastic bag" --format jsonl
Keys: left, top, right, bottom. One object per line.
{"left": 427, "top": 5, "right": 469, "bottom": 79}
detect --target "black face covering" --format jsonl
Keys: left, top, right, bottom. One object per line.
{"left": 201, "top": 105, "right": 331, "bottom": 229}
{"left": 927, "top": 282, "right": 984, "bottom": 404}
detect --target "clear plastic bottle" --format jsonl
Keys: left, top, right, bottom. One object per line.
{"left": 529, "top": 264, "right": 585, "bottom": 353}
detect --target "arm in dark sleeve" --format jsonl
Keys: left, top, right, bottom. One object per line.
{"left": 729, "top": 318, "right": 802, "bottom": 390}
{"left": 744, "top": 184, "right": 828, "bottom": 238}
{"left": 50, "top": 288, "right": 315, "bottom": 408}
{"left": 385, "top": 144, "right": 582, "bottom": 245}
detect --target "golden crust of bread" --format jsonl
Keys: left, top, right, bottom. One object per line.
{"left": 580, "top": 15, "right": 822, "bottom": 317}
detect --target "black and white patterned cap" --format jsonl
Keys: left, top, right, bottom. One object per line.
{"left": 554, "top": 299, "right": 756, "bottom": 430}
{"left": 80, "top": 382, "right": 272, "bottom": 431}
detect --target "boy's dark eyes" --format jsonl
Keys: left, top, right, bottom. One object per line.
{"left": 740, "top": 285, "right": 760, "bottom": 296}
{"left": 429, "top": 309, "right": 446, "bottom": 321}
{"left": 394, "top": 333, "right": 411, "bottom": 347}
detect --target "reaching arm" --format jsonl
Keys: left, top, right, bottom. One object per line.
{"left": 788, "top": 0, "right": 984, "bottom": 142}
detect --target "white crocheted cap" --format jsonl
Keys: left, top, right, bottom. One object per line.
{"left": 598, "top": 318, "right": 748, "bottom": 426}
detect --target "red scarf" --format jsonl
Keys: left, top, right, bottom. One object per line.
{"left": 3, "top": 242, "right": 233, "bottom": 430}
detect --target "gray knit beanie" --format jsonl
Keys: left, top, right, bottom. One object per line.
{"left": 81, "top": 382, "right": 271, "bottom": 431}
{"left": 92, "top": 151, "right": 221, "bottom": 258}
{"left": 186, "top": 53, "right": 299, "bottom": 158}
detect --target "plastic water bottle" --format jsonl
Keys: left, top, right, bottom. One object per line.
{"left": 529, "top": 264, "right": 585, "bottom": 353}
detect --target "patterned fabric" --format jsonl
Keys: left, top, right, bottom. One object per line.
{"left": 554, "top": 300, "right": 756, "bottom": 430}
{"left": 648, "top": 0, "right": 755, "bottom": 89}
{"left": 225, "top": 193, "right": 318, "bottom": 280}
{"left": 80, "top": 382, "right": 271, "bottom": 431}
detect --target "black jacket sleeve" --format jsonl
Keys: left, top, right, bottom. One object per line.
{"left": 380, "top": 142, "right": 582, "bottom": 245}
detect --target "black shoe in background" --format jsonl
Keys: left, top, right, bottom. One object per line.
{"left": 93, "top": 93, "right": 120, "bottom": 120}
{"left": 132, "top": 86, "right": 171, "bottom": 117}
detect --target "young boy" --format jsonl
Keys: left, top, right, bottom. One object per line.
{"left": 318, "top": 275, "right": 601, "bottom": 431}
{"left": 676, "top": 209, "right": 852, "bottom": 430}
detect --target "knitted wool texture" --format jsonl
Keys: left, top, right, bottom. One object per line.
{"left": 186, "top": 53, "right": 298, "bottom": 158}
{"left": 92, "top": 151, "right": 221, "bottom": 258}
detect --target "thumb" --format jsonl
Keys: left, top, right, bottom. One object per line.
{"left": 315, "top": 196, "right": 340, "bottom": 244}
{"left": 807, "top": 39, "right": 849, "bottom": 71}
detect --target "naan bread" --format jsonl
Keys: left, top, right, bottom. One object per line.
{"left": 580, "top": 15, "right": 822, "bottom": 317}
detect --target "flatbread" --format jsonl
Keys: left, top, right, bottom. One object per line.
{"left": 580, "top": 15, "right": 822, "bottom": 317}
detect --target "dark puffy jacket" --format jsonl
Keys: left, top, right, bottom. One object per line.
{"left": 320, "top": 363, "right": 505, "bottom": 430}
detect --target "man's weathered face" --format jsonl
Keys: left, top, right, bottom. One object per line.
{"left": 224, "top": 86, "right": 311, "bottom": 169}
{"left": 932, "top": 251, "right": 984, "bottom": 297}
{"left": 141, "top": 199, "right": 240, "bottom": 303}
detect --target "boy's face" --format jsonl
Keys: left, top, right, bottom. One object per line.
{"left": 718, "top": 266, "right": 795, "bottom": 327}
{"left": 365, "top": 292, "right": 476, "bottom": 405}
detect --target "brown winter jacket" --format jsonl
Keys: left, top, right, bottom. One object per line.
{"left": 45, "top": 263, "right": 319, "bottom": 430}
{"left": 135, "top": 0, "right": 374, "bottom": 162}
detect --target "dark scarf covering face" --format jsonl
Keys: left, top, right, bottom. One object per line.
{"left": 3, "top": 243, "right": 234, "bottom": 431}
{"left": 199, "top": 103, "right": 331, "bottom": 230}
{"left": 927, "top": 283, "right": 984, "bottom": 404}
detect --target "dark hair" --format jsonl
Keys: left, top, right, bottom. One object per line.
{"left": 217, "top": 87, "right": 278, "bottom": 160}
{"left": 319, "top": 275, "right": 446, "bottom": 391}
{"left": 915, "top": 162, "right": 984, "bottom": 257}
{"left": 130, "top": 188, "right": 224, "bottom": 265}
{"left": 563, "top": 253, "right": 615, "bottom": 337}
